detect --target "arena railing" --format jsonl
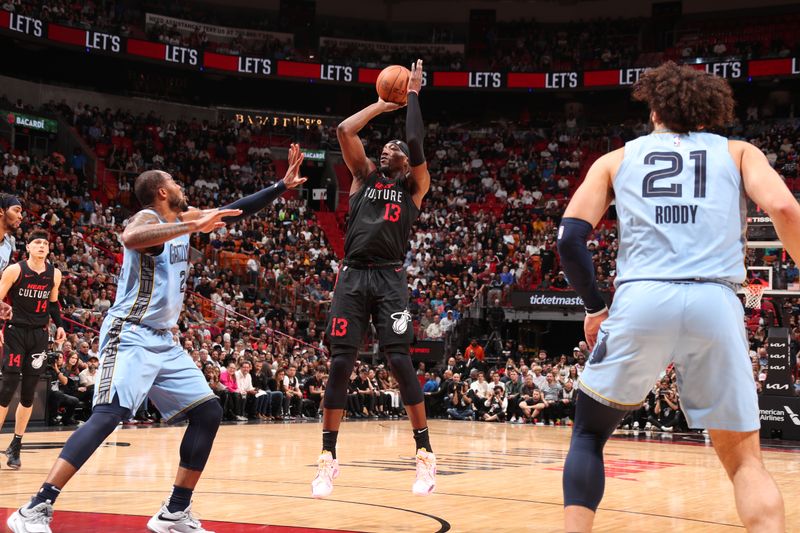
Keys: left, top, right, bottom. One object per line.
{"left": 186, "top": 290, "right": 327, "bottom": 356}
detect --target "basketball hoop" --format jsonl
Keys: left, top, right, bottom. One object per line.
{"left": 743, "top": 280, "right": 768, "bottom": 309}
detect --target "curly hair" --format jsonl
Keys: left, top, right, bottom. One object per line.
{"left": 632, "top": 61, "right": 735, "bottom": 134}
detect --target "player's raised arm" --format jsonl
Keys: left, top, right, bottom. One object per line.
{"left": 406, "top": 59, "right": 430, "bottom": 209}
{"left": 337, "top": 99, "right": 401, "bottom": 192}
{"left": 121, "top": 209, "right": 240, "bottom": 251}
{"left": 736, "top": 140, "right": 800, "bottom": 264}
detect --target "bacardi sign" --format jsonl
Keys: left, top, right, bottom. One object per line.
{"left": 4, "top": 111, "right": 58, "bottom": 133}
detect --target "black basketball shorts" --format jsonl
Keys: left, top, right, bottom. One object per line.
{"left": 1, "top": 324, "right": 49, "bottom": 376}
{"left": 326, "top": 266, "right": 414, "bottom": 349}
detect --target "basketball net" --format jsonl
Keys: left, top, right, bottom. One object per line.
{"left": 743, "top": 280, "right": 768, "bottom": 309}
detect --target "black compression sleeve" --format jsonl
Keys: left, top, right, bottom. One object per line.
{"left": 406, "top": 92, "right": 425, "bottom": 167}
{"left": 557, "top": 217, "right": 607, "bottom": 314}
{"left": 49, "top": 301, "right": 64, "bottom": 328}
{"left": 220, "top": 180, "right": 287, "bottom": 223}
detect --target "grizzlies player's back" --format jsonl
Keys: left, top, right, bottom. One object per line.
{"left": 613, "top": 131, "right": 746, "bottom": 287}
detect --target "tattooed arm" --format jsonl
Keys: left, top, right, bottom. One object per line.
{"left": 121, "top": 208, "right": 241, "bottom": 251}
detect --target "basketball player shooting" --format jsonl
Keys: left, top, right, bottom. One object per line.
{"left": 312, "top": 59, "right": 436, "bottom": 498}
{"left": 557, "top": 62, "right": 790, "bottom": 532}
{"left": 8, "top": 145, "right": 306, "bottom": 533}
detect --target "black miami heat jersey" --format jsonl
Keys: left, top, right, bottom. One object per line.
{"left": 344, "top": 171, "right": 419, "bottom": 263}
{"left": 9, "top": 261, "right": 54, "bottom": 328}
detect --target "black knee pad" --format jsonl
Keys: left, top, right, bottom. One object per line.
{"left": 59, "top": 399, "right": 129, "bottom": 469}
{"left": 323, "top": 349, "right": 356, "bottom": 410}
{"left": 19, "top": 374, "right": 39, "bottom": 408}
{"left": 186, "top": 396, "right": 223, "bottom": 427}
{"left": 386, "top": 350, "right": 423, "bottom": 406}
{"left": 0, "top": 373, "right": 21, "bottom": 407}
{"left": 562, "top": 391, "right": 627, "bottom": 511}
{"left": 179, "top": 398, "right": 223, "bottom": 471}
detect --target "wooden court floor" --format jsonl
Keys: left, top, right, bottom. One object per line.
{"left": 1, "top": 420, "right": 799, "bottom": 532}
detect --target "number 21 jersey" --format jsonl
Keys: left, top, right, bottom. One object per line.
{"left": 613, "top": 131, "right": 746, "bottom": 287}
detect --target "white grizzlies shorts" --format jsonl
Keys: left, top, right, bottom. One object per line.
{"left": 94, "top": 317, "right": 215, "bottom": 423}
{"left": 578, "top": 280, "right": 759, "bottom": 432}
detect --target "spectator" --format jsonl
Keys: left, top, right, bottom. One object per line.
{"left": 447, "top": 381, "right": 475, "bottom": 421}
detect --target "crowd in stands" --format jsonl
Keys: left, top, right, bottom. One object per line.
{"left": 2, "top": 89, "right": 800, "bottom": 427}
{"left": 482, "top": 18, "right": 645, "bottom": 72}
{"left": 4, "top": 0, "right": 800, "bottom": 72}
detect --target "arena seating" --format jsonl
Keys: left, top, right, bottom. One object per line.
{"left": 2, "top": 90, "right": 798, "bottom": 425}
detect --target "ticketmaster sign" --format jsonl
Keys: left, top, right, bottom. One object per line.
{"left": 510, "top": 291, "right": 611, "bottom": 311}
{"left": 4, "top": 111, "right": 58, "bottom": 133}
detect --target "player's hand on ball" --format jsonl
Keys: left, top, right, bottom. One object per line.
{"left": 408, "top": 59, "right": 423, "bottom": 94}
{"left": 583, "top": 309, "right": 608, "bottom": 350}
{"left": 282, "top": 143, "right": 308, "bottom": 190}
{"left": 377, "top": 98, "right": 405, "bottom": 113}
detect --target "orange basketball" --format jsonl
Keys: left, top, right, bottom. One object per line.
{"left": 376, "top": 65, "right": 411, "bottom": 105}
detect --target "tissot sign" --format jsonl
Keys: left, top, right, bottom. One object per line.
{"left": 1, "top": 11, "right": 798, "bottom": 91}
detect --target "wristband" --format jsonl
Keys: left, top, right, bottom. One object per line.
{"left": 585, "top": 306, "right": 608, "bottom": 317}
{"left": 49, "top": 301, "right": 64, "bottom": 329}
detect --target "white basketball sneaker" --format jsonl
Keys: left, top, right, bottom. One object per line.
{"left": 7, "top": 502, "right": 54, "bottom": 533}
{"left": 412, "top": 448, "right": 437, "bottom": 496}
{"left": 147, "top": 502, "right": 213, "bottom": 533}
{"left": 311, "top": 451, "right": 340, "bottom": 498}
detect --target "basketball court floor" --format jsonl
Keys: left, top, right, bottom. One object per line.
{"left": 1, "top": 420, "right": 799, "bottom": 532}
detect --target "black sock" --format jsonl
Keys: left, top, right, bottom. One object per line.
{"left": 322, "top": 430, "right": 338, "bottom": 460}
{"left": 413, "top": 427, "right": 432, "bottom": 453}
{"left": 11, "top": 434, "right": 22, "bottom": 446}
{"left": 29, "top": 483, "right": 61, "bottom": 508}
{"left": 167, "top": 485, "right": 193, "bottom": 513}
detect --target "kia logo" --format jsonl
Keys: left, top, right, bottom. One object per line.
{"left": 766, "top": 383, "right": 789, "bottom": 390}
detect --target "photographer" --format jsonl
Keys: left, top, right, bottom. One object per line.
{"left": 446, "top": 381, "right": 475, "bottom": 420}
{"left": 45, "top": 353, "right": 79, "bottom": 426}
{"left": 482, "top": 386, "right": 508, "bottom": 422}
{"left": 648, "top": 388, "right": 687, "bottom": 432}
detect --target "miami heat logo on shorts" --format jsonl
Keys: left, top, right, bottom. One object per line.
{"left": 31, "top": 352, "right": 47, "bottom": 370}
{"left": 391, "top": 310, "right": 412, "bottom": 335}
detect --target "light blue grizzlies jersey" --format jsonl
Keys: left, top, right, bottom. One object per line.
{"left": 108, "top": 209, "right": 190, "bottom": 330}
{"left": 613, "top": 131, "right": 746, "bottom": 287}
{"left": 0, "top": 234, "right": 15, "bottom": 272}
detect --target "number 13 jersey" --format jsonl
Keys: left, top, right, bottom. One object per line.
{"left": 613, "top": 131, "right": 746, "bottom": 287}
{"left": 344, "top": 171, "right": 419, "bottom": 263}
{"left": 108, "top": 209, "right": 190, "bottom": 330}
